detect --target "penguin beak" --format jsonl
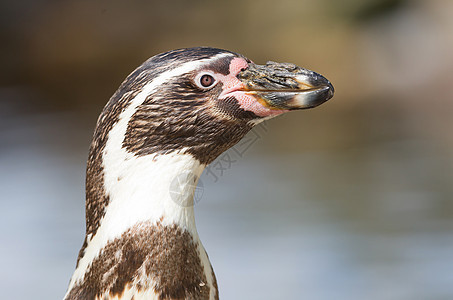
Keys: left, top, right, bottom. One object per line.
{"left": 237, "top": 61, "right": 334, "bottom": 110}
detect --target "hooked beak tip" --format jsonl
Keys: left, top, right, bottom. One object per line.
{"left": 288, "top": 83, "right": 334, "bottom": 110}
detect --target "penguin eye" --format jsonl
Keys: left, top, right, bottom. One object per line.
{"left": 195, "top": 72, "right": 217, "bottom": 89}
{"left": 200, "top": 74, "right": 214, "bottom": 87}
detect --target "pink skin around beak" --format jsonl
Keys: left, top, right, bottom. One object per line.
{"left": 218, "top": 58, "right": 289, "bottom": 117}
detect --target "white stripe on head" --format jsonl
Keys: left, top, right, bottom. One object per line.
{"left": 66, "top": 52, "right": 232, "bottom": 294}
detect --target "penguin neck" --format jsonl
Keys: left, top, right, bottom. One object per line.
{"left": 100, "top": 151, "right": 205, "bottom": 239}
{"left": 67, "top": 151, "right": 208, "bottom": 294}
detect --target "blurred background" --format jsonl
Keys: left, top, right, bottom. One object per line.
{"left": 1, "top": 0, "right": 453, "bottom": 299}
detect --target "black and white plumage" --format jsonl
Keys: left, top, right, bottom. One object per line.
{"left": 64, "top": 47, "right": 334, "bottom": 300}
